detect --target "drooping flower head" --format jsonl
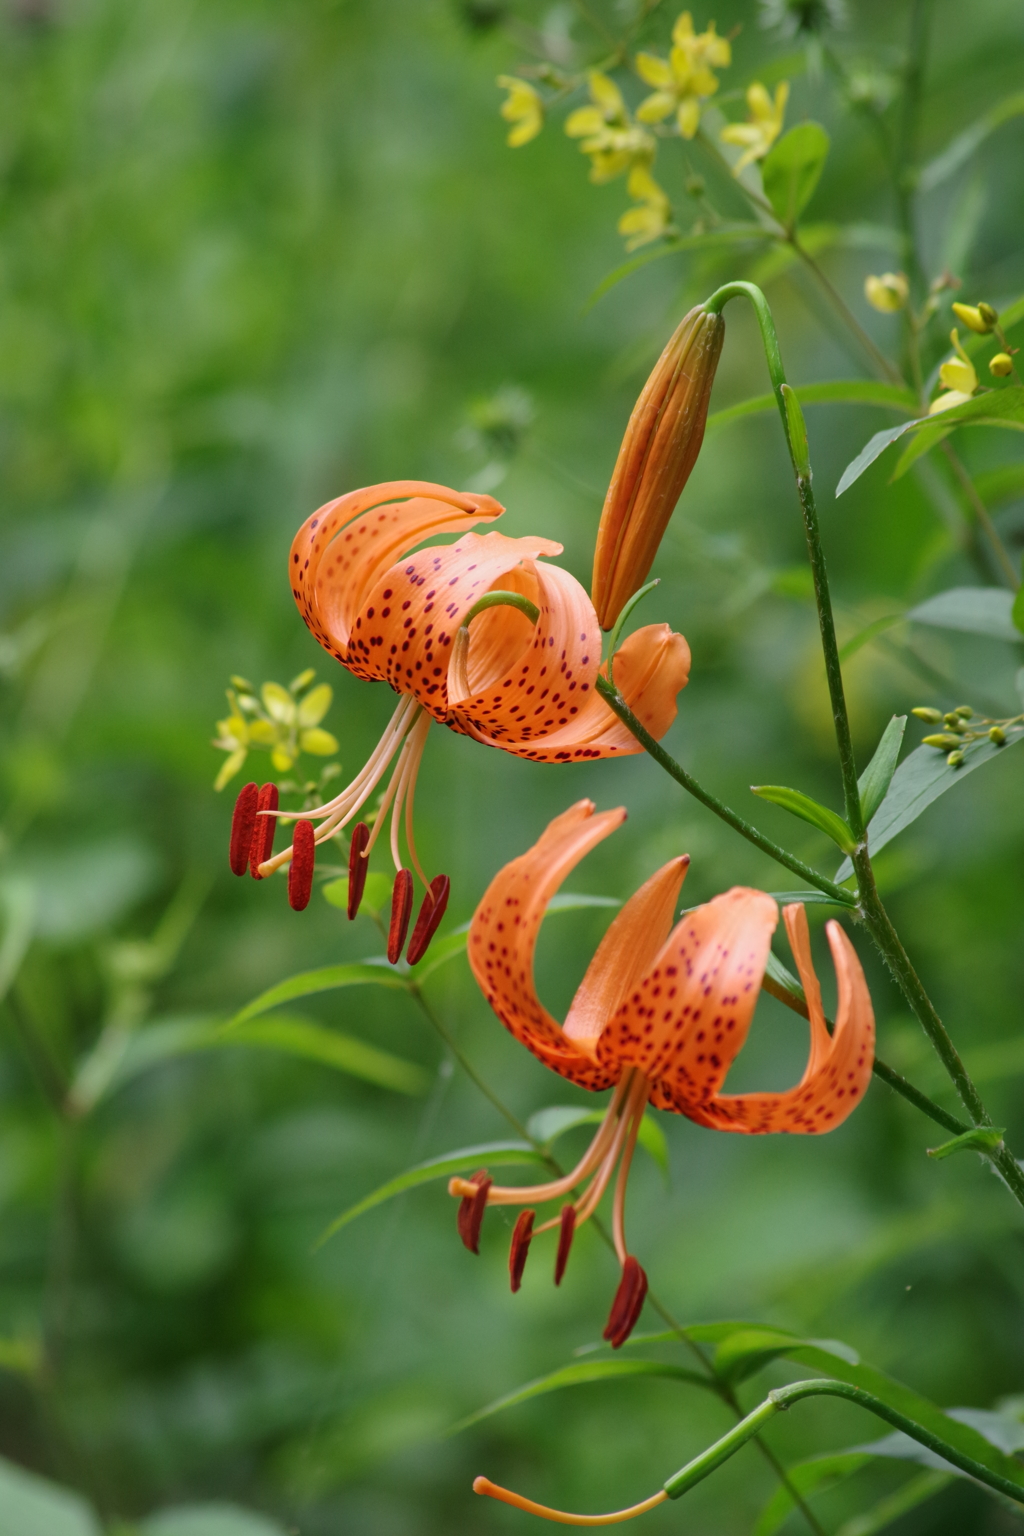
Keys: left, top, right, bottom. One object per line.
{"left": 450, "top": 801, "right": 874, "bottom": 1344}
{"left": 228, "top": 484, "right": 690, "bottom": 966}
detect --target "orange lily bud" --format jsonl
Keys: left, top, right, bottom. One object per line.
{"left": 592, "top": 305, "right": 724, "bottom": 629}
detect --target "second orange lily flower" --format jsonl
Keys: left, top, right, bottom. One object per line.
{"left": 450, "top": 801, "right": 875, "bottom": 1345}
{"left": 228, "top": 483, "right": 690, "bottom": 963}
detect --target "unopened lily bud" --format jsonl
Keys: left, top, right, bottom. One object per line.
{"left": 990, "top": 725, "right": 1007, "bottom": 745}
{"left": 923, "top": 733, "right": 963, "bottom": 750}
{"left": 952, "top": 301, "right": 993, "bottom": 334}
{"left": 911, "top": 706, "right": 943, "bottom": 723}
{"left": 864, "top": 273, "right": 909, "bottom": 313}
{"left": 592, "top": 305, "right": 725, "bottom": 629}
{"left": 946, "top": 749, "right": 965, "bottom": 766}
{"left": 990, "top": 352, "right": 1014, "bottom": 378}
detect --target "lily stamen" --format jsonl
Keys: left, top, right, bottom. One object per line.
{"left": 473, "top": 1476, "right": 667, "bottom": 1525}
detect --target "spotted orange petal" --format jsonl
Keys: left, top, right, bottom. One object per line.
{"left": 290, "top": 481, "right": 504, "bottom": 660}
{"left": 595, "top": 888, "right": 779, "bottom": 1113}
{"left": 467, "top": 800, "right": 626, "bottom": 1091}
{"left": 692, "top": 913, "right": 875, "bottom": 1134}
{"left": 465, "top": 622, "right": 690, "bottom": 764}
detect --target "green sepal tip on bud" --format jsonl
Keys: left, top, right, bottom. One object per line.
{"left": 911, "top": 706, "right": 943, "bottom": 723}
{"left": 954, "top": 705, "right": 973, "bottom": 719}
{"left": 946, "top": 749, "right": 965, "bottom": 766}
{"left": 990, "top": 353, "right": 1014, "bottom": 378}
{"left": 951, "top": 301, "right": 994, "bottom": 334}
{"left": 989, "top": 725, "right": 1007, "bottom": 745}
{"left": 922, "top": 733, "right": 963, "bottom": 750}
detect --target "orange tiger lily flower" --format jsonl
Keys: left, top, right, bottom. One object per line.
{"left": 228, "top": 483, "right": 690, "bottom": 964}
{"left": 451, "top": 800, "right": 874, "bottom": 1345}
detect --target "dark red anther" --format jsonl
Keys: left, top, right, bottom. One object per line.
{"left": 249, "top": 783, "right": 279, "bottom": 878}
{"left": 287, "top": 820, "right": 316, "bottom": 911}
{"left": 456, "top": 1170, "right": 492, "bottom": 1255}
{"left": 388, "top": 868, "right": 414, "bottom": 963}
{"left": 509, "top": 1209, "right": 535, "bottom": 1293}
{"left": 602, "top": 1256, "right": 648, "bottom": 1349}
{"left": 554, "top": 1203, "right": 576, "bottom": 1286}
{"left": 229, "top": 783, "right": 259, "bottom": 876}
{"left": 347, "top": 822, "right": 370, "bottom": 919}
{"left": 406, "top": 874, "right": 451, "bottom": 965}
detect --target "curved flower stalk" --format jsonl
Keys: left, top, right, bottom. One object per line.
{"left": 451, "top": 801, "right": 874, "bottom": 1344}
{"left": 228, "top": 482, "right": 690, "bottom": 964}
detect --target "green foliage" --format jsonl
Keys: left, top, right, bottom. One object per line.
{"left": 751, "top": 784, "right": 856, "bottom": 851}
{"left": 761, "top": 122, "right": 831, "bottom": 228}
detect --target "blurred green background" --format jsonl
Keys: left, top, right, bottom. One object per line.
{"left": 1, "top": 1, "right": 1023, "bottom": 1532}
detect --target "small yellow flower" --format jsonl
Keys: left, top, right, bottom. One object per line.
{"left": 864, "top": 272, "right": 909, "bottom": 313}
{"left": 951, "top": 301, "right": 995, "bottom": 335}
{"left": 566, "top": 71, "right": 654, "bottom": 183}
{"left": 617, "top": 165, "right": 673, "bottom": 251}
{"left": 929, "top": 328, "right": 979, "bottom": 415}
{"left": 497, "top": 76, "right": 543, "bottom": 147}
{"left": 212, "top": 674, "right": 338, "bottom": 789}
{"left": 720, "top": 80, "right": 789, "bottom": 174}
{"left": 635, "top": 11, "right": 731, "bottom": 140}
{"left": 990, "top": 353, "right": 1014, "bottom": 378}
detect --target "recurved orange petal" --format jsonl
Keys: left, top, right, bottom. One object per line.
{"left": 290, "top": 481, "right": 504, "bottom": 660}
{"left": 468, "top": 800, "right": 626, "bottom": 1090}
{"left": 595, "top": 888, "right": 778, "bottom": 1113}
{"left": 346, "top": 530, "right": 563, "bottom": 718}
{"left": 692, "top": 916, "right": 875, "bottom": 1134}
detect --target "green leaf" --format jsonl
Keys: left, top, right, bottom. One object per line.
{"left": 889, "top": 420, "right": 953, "bottom": 480}
{"left": 907, "top": 587, "right": 1021, "bottom": 642}
{"left": 920, "top": 92, "right": 1024, "bottom": 190}
{"left": 545, "top": 892, "right": 622, "bottom": 912}
{"left": 746, "top": 221, "right": 902, "bottom": 287}
{"left": 411, "top": 927, "right": 469, "bottom": 982}
{"left": 763, "top": 950, "right": 806, "bottom": 1009}
{"left": 314, "top": 1141, "right": 548, "bottom": 1249}
{"left": 585, "top": 223, "right": 773, "bottom": 308}
{"left": 836, "top": 388, "right": 1024, "bottom": 496}
{"left": 706, "top": 380, "right": 917, "bottom": 436}
{"left": 781, "top": 384, "right": 810, "bottom": 476}
{"left": 858, "top": 716, "right": 907, "bottom": 825}
{"left": 835, "top": 728, "right": 1024, "bottom": 879}
{"left": 974, "top": 463, "right": 1024, "bottom": 509}
{"left": 322, "top": 871, "right": 394, "bottom": 915}
{"left": 525, "top": 1105, "right": 669, "bottom": 1180}
{"left": 833, "top": 1470, "right": 951, "bottom": 1536}
{"left": 0, "top": 1453, "right": 101, "bottom": 1536}
{"left": 230, "top": 961, "right": 408, "bottom": 1025}
{"left": 0, "top": 878, "right": 36, "bottom": 1007}
{"left": 450, "top": 1359, "right": 715, "bottom": 1435}
{"left": 713, "top": 1327, "right": 859, "bottom": 1385}
{"left": 755, "top": 1452, "right": 874, "bottom": 1536}
{"left": 139, "top": 1506, "right": 290, "bottom": 1536}
{"left": 751, "top": 785, "right": 856, "bottom": 852}
{"left": 762, "top": 122, "right": 830, "bottom": 227}
{"left": 838, "top": 614, "right": 906, "bottom": 662}
{"left": 1013, "top": 584, "right": 1024, "bottom": 636}
{"left": 927, "top": 1126, "right": 1005, "bottom": 1161}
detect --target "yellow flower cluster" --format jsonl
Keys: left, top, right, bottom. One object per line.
{"left": 213, "top": 670, "right": 339, "bottom": 790}
{"left": 928, "top": 328, "right": 979, "bottom": 415}
{"left": 720, "top": 81, "right": 788, "bottom": 174}
{"left": 635, "top": 11, "right": 731, "bottom": 140}
{"left": 497, "top": 75, "right": 543, "bottom": 147}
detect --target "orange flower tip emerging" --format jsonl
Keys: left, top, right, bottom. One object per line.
{"left": 509, "top": 1209, "right": 535, "bottom": 1292}
{"left": 287, "top": 820, "right": 316, "bottom": 911}
{"left": 603, "top": 1256, "right": 648, "bottom": 1349}
{"left": 229, "top": 783, "right": 259, "bottom": 876}
{"left": 592, "top": 306, "right": 725, "bottom": 629}
{"left": 407, "top": 874, "right": 451, "bottom": 965}
{"left": 347, "top": 821, "right": 370, "bottom": 919}
{"left": 554, "top": 1203, "right": 576, "bottom": 1286}
{"left": 388, "top": 868, "right": 414, "bottom": 963}
{"left": 456, "top": 1170, "right": 492, "bottom": 1254}
{"left": 249, "top": 782, "right": 279, "bottom": 879}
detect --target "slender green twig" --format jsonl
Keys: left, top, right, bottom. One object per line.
{"left": 940, "top": 441, "right": 1020, "bottom": 589}
{"left": 894, "top": 0, "right": 934, "bottom": 297}
{"left": 595, "top": 677, "right": 857, "bottom": 907}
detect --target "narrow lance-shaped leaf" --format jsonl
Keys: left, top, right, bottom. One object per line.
{"left": 837, "top": 386, "right": 1024, "bottom": 496}
{"left": 450, "top": 1359, "right": 717, "bottom": 1437}
{"left": 858, "top": 715, "right": 907, "bottom": 825}
{"left": 705, "top": 379, "right": 917, "bottom": 435}
{"left": 230, "top": 961, "right": 408, "bottom": 1025}
{"left": 920, "top": 92, "right": 1024, "bottom": 190}
{"left": 908, "top": 587, "right": 1021, "bottom": 642}
{"left": 754, "top": 1452, "right": 875, "bottom": 1536}
{"left": 835, "top": 728, "right": 1024, "bottom": 879}
{"left": 314, "top": 1142, "right": 549, "bottom": 1249}
{"left": 751, "top": 785, "right": 856, "bottom": 852}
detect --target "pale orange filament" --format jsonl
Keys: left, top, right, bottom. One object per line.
{"left": 612, "top": 1080, "right": 649, "bottom": 1265}
{"left": 361, "top": 708, "right": 430, "bottom": 876}
{"left": 473, "top": 1477, "right": 667, "bottom": 1525}
{"left": 559, "top": 1072, "right": 648, "bottom": 1239}
{"left": 256, "top": 697, "right": 424, "bottom": 876}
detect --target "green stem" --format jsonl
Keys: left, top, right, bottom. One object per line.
{"left": 703, "top": 281, "right": 864, "bottom": 840}
{"left": 463, "top": 590, "right": 540, "bottom": 626}
{"left": 595, "top": 676, "right": 856, "bottom": 907}
{"left": 663, "top": 1379, "right": 1024, "bottom": 1505}
{"left": 894, "top": 0, "right": 934, "bottom": 296}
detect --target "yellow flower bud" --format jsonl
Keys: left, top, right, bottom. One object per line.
{"left": 946, "top": 749, "right": 965, "bottom": 766}
{"left": 954, "top": 705, "right": 973, "bottom": 719}
{"left": 990, "top": 352, "right": 1014, "bottom": 378}
{"left": 951, "top": 301, "right": 993, "bottom": 334}
{"left": 989, "top": 725, "right": 1007, "bottom": 745}
{"left": 911, "top": 707, "right": 943, "bottom": 723}
{"left": 864, "top": 273, "right": 909, "bottom": 313}
{"left": 922, "top": 733, "right": 963, "bottom": 750}
{"left": 592, "top": 305, "right": 725, "bottom": 629}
